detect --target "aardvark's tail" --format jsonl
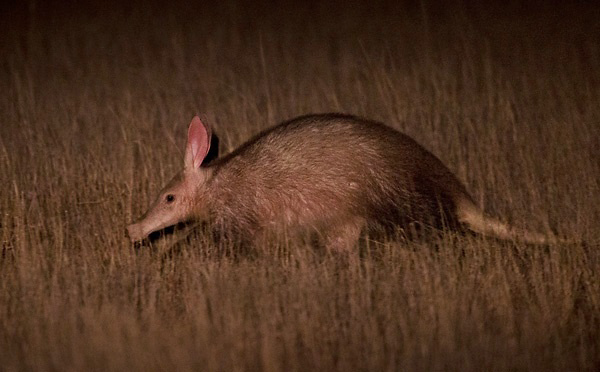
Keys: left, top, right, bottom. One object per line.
{"left": 456, "top": 198, "right": 564, "bottom": 244}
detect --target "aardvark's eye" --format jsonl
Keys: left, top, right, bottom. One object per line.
{"left": 165, "top": 194, "right": 175, "bottom": 203}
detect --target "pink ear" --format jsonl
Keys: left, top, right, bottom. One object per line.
{"left": 184, "top": 116, "right": 211, "bottom": 169}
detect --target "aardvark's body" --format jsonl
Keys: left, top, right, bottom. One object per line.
{"left": 127, "top": 114, "right": 556, "bottom": 248}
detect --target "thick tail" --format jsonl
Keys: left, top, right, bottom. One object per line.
{"left": 456, "top": 198, "right": 563, "bottom": 244}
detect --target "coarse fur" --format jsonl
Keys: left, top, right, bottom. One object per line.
{"left": 127, "top": 113, "right": 560, "bottom": 249}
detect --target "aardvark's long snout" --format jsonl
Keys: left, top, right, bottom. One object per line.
{"left": 126, "top": 223, "right": 147, "bottom": 242}
{"left": 126, "top": 212, "right": 183, "bottom": 242}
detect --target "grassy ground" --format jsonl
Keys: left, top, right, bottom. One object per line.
{"left": 1, "top": 1, "right": 599, "bottom": 370}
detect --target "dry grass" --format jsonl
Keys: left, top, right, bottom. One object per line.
{"left": 1, "top": 1, "right": 599, "bottom": 371}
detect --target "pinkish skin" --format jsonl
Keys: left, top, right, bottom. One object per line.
{"left": 127, "top": 114, "right": 564, "bottom": 247}
{"left": 126, "top": 116, "right": 211, "bottom": 241}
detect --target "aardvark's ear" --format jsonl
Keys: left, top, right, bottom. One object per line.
{"left": 184, "top": 116, "right": 212, "bottom": 169}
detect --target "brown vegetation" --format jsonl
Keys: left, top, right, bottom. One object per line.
{"left": 1, "top": 1, "right": 599, "bottom": 370}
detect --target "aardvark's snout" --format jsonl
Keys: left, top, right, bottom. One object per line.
{"left": 126, "top": 223, "right": 146, "bottom": 242}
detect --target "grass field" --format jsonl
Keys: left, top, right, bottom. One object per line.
{"left": 1, "top": 1, "right": 599, "bottom": 370}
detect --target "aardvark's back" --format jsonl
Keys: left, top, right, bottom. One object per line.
{"left": 206, "top": 114, "right": 473, "bottom": 246}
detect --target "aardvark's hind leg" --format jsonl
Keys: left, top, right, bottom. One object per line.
{"left": 323, "top": 216, "right": 365, "bottom": 252}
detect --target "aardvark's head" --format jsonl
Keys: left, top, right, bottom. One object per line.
{"left": 126, "top": 116, "right": 216, "bottom": 242}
